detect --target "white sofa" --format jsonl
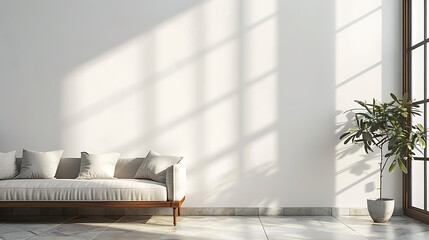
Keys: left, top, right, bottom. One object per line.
{"left": 0, "top": 157, "right": 186, "bottom": 225}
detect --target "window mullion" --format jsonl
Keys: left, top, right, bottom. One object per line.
{"left": 424, "top": 0, "right": 428, "bottom": 212}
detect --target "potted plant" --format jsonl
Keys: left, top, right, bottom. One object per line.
{"left": 340, "top": 93, "right": 426, "bottom": 223}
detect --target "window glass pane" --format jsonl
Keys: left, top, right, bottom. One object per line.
{"left": 412, "top": 0, "right": 424, "bottom": 45}
{"left": 412, "top": 47, "right": 425, "bottom": 102}
{"left": 426, "top": 45, "right": 429, "bottom": 101}
{"left": 427, "top": 163, "right": 429, "bottom": 211}
{"left": 427, "top": 0, "right": 429, "bottom": 40}
{"left": 413, "top": 104, "right": 425, "bottom": 158}
{"left": 412, "top": 160, "right": 425, "bottom": 209}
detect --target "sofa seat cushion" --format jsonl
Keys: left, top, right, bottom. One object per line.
{"left": 0, "top": 179, "right": 167, "bottom": 201}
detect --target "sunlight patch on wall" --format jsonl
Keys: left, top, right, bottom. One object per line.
{"left": 243, "top": 16, "right": 278, "bottom": 83}
{"left": 203, "top": 40, "right": 239, "bottom": 103}
{"left": 61, "top": 0, "right": 279, "bottom": 206}
{"left": 243, "top": 131, "right": 278, "bottom": 175}
{"left": 335, "top": 8, "right": 381, "bottom": 85}
{"left": 334, "top": 0, "right": 383, "bottom": 207}
{"left": 153, "top": 8, "right": 200, "bottom": 72}
{"left": 201, "top": 152, "right": 240, "bottom": 206}
{"left": 335, "top": 0, "right": 381, "bottom": 30}
{"left": 62, "top": 35, "right": 146, "bottom": 115}
{"left": 201, "top": 96, "right": 239, "bottom": 157}
{"left": 62, "top": 34, "right": 150, "bottom": 155}
{"left": 243, "top": 74, "right": 278, "bottom": 136}
{"left": 244, "top": 0, "right": 276, "bottom": 26}
{"left": 201, "top": 0, "right": 238, "bottom": 47}
{"left": 155, "top": 64, "right": 200, "bottom": 127}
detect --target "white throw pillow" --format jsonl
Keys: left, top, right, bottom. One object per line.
{"left": 0, "top": 151, "right": 17, "bottom": 179}
{"left": 134, "top": 151, "right": 183, "bottom": 183}
{"left": 16, "top": 149, "right": 63, "bottom": 179}
{"left": 77, "top": 152, "right": 120, "bottom": 179}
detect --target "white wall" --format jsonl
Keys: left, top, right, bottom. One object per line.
{"left": 0, "top": 0, "right": 402, "bottom": 208}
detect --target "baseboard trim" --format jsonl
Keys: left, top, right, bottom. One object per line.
{"left": 0, "top": 207, "right": 404, "bottom": 216}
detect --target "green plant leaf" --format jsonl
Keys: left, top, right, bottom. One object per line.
{"left": 398, "top": 159, "right": 408, "bottom": 174}
{"left": 388, "top": 138, "right": 396, "bottom": 150}
{"left": 340, "top": 93, "right": 426, "bottom": 177}
{"left": 344, "top": 135, "right": 354, "bottom": 144}
{"left": 403, "top": 92, "right": 409, "bottom": 102}
{"left": 356, "top": 113, "right": 371, "bottom": 118}
{"left": 362, "top": 132, "right": 372, "bottom": 142}
{"left": 340, "top": 132, "right": 350, "bottom": 140}
{"left": 356, "top": 130, "right": 362, "bottom": 138}
{"left": 420, "top": 138, "right": 426, "bottom": 149}
{"left": 389, "top": 160, "right": 396, "bottom": 173}
{"left": 390, "top": 93, "right": 398, "bottom": 102}
{"left": 355, "top": 100, "right": 372, "bottom": 114}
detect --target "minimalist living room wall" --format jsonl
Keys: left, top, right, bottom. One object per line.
{"left": 0, "top": 0, "right": 402, "bottom": 209}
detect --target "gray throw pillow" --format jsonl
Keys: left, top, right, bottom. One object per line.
{"left": 16, "top": 149, "right": 63, "bottom": 179}
{"left": 134, "top": 151, "right": 183, "bottom": 183}
{"left": 77, "top": 152, "right": 120, "bottom": 179}
{"left": 0, "top": 151, "right": 17, "bottom": 179}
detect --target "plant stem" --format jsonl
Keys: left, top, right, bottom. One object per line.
{"left": 380, "top": 147, "right": 383, "bottom": 200}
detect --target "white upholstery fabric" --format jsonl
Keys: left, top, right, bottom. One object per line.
{"left": 77, "top": 152, "right": 120, "bottom": 179}
{"left": 113, "top": 158, "right": 144, "bottom": 179}
{"left": 166, "top": 164, "right": 186, "bottom": 201}
{"left": 0, "top": 151, "right": 17, "bottom": 179}
{"left": 16, "top": 149, "right": 63, "bottom": 179}
{"left": 0, "top": 179, "right": 167, "bottom": 201}
{"left": 134, "top": 151, "right": 183, "bottom": 183}
{"left": 8, "top": 157, "right": 185, "bottom": 202}
{"left": 16, "top": 158, "right": 146, "bottom": 179}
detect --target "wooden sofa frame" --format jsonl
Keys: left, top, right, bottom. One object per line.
{"left": 0, "top": 196, "right": 185, "bottom": 226}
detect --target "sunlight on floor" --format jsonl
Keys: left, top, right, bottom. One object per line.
{"left": 1, "top": 215, "right": 428, "bottom": 240}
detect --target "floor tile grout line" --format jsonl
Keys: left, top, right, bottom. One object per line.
{"left": 89, "top": 216, "right": 125, "bottom": 240}
{"left": 30, "top": 215, "right": 78, "bottom": 238}
{"left": 332, "top": 216, "right": 369, "bottom": 240}
{"left": 21, "top": 215, "right": 77, "bottom": 239}
{"left": 258, "top": 216, "right": 270, "bottom": 240}
{"left": 60, "top": 215, "right": 79, "bottom": 224}
{"left": 54, "top": 215, "right": 78, "bottom": 227}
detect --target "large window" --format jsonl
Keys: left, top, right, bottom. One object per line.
{"left": 404, "top": 0, "right": 429, "bottom": 224}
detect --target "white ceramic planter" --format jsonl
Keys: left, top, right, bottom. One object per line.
{"left": 367, "top": 198, "right": 395, "bottom": 223}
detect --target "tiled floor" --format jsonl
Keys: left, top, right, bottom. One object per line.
{"left": 0, "top": 215, "right": 428, "bottom": 240}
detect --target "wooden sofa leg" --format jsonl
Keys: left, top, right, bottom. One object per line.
{"left": 178, "top": 205, "right": 181, "bottom": 216}
{"left": 173, "top": 207, "right": 178, "bottom": 226}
